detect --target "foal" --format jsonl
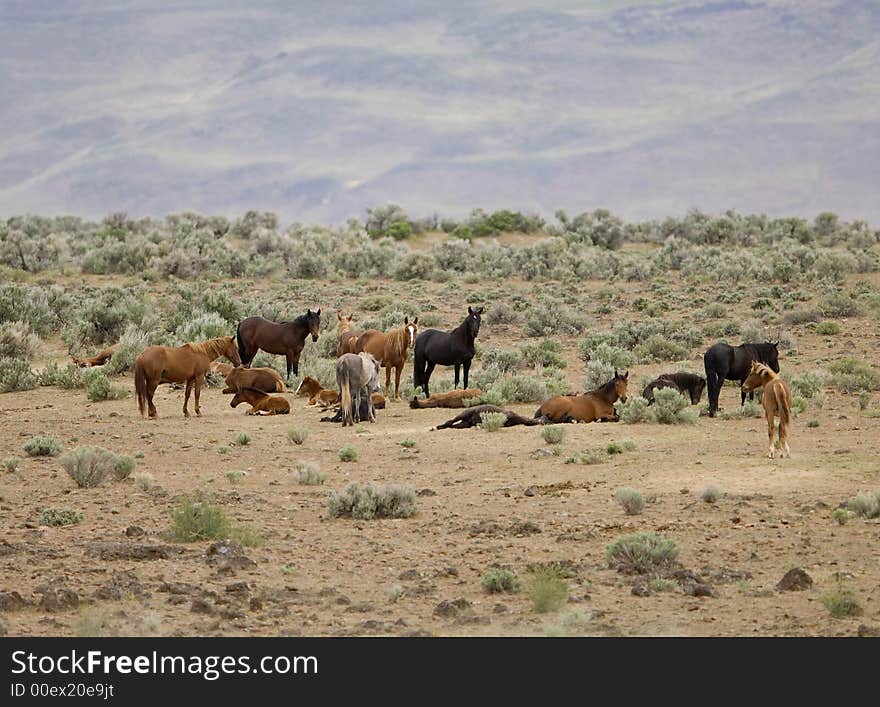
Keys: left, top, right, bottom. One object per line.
{"left": 742, "top": 361, "right": 792, "bottom": 458}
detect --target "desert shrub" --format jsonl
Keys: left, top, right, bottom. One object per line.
{"left": 61, "top": 287, "right": 147, "bottom": 349}
{"left": 541, "top": 425, "right": 565, "bottom": 445}
{"left": 739, "top": 319, "right": 766, "bottom": 343}
{"left": 846, "top": 490, "right": 880, "bottom": 518}
{"left": 485, "top": 302, "right": 520, "bottom": 325}
{"left": 293, "top": 463, "right": 326, "bottom": 485}
{"left": 526, "top": 566, "right": 569, "bottom": 613}
{"left": 584, "top": 359, "right": 616, "bottom": 391}
{"left": 24, "top": 435, "right": 61, "bottom": 457}
{"left": 814, "top": 321, "right": 840, "bottom": 335}
{"left": 523, "top": 300, "right": 589, "bottom": 337}
{"left": 338, "top": 446, "right": 358, "bottom": 462}
{"left": 465, "top": 389, "right": 507, "bottom": 407}
{"left": 819, "top": 292, "right": 862, "bottom": 318}
{"left": 617, "top": 395, "right": 650, "bottom": 424}
{"left": 790, "top": 396, "right": 807, "bottom": 416}
{"left": 325, "top": 482, "right": 417, "bottom": 519}
{"left": 481, "top": 567, "right": 521, "bottom": 594}
{"left": 84, "top": 369, "right": 127, "bottom": 401}
{"left": 0, "top": 283, "right": 56, "bottom": 335}
{"left": 790, "top": 371, "right": 825, "bottom": 399}
{"left": 634, "top": 334, "right": 688, "bottom": 363}
{"left": 479, "top": 411, "right": 508, "bottom": 431}
{"left": 606, "top": 531, "right": 679, "bottom": 573}
{"left": 174, "top": 309, "right": 230, "bottom": 344}
{"left": 399, "top": 438, "right": 416, "bottom": 448}
{"left": 0, "top": 321, "right": 40, "bottom": 360}
{"left": 4, "top": 456, "right": 21, "bottom": 472}
{"left": 0, "top": 357, "right": 37, "bottom": 392}
{"left": 567, "top": 449, "right": 607, "bottom": 465}
{"left": 60, "top": 446, "right": 133, "bottom": 487}
{"left": 701, "top": 485, "right": 722, "bottom": 503}
{"left": 480, "top": 348, "right": 523, "bottom": 375}
{"left": 105, "top": 325, "right": 150, "bottom": 374}
{"left": 234, "top": 432, "right": 251, "bottom": 446}
{"left": 579, "top": 341, "right": 637, "bottom": 369}
{"left": 832, "top": 508, "right": 849, "bottom": 525}
{"left": 135, "top": 473, "right": 155, "bottom": 492}
{"left": 828, "top": 358, "right": 880, "bottom": 392}
{"left": 493, "top": 374, "right": 546, "bottom": 403}
{"left": 783, "top": 308, "right": 822, "bottom": 325}
{"left": 520, "top": 340, "right": 566, "bottom": 370}
{"left": 650, "top": 388, "right": 698, "bottom": 424}
{"left": 287, "top": 427, "right": 308, "bottom": 445}
{"left": 858, "top": 391, "right": 870, "bottom": 410}
{"left": 39, "top": 362, "right": 84, "bottom": 388}
{"left": 615, "top": 487, "right": 645, "bottom": 515}
{"left": 620, "top": 438, "right": 638, "bottom": 451}
{"left": 820, "top": 588, "right": 861, "bottom": 618}
{"left": 112, "top": 454, "right": 135, "bottom": 480}
{"left": 543, "top": 608, "right": 592, "bottom": 637}
{"left": 40, "top": 508, "right": 83, "bottom": 526}
{"left": 167, "top": 494, "right": 261, "bottom": 545}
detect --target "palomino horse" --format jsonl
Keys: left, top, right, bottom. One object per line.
{"left": 535, "top": 371, "right": 629, "bottom": 423}
{"left": 135, "top": 336, "right": 240, "bottom": 418}
{"left": 230, "top": 387, "right": 290, "bottom": 415}
{"left": 704, "top": 341, "right": 779, "bottom": 417}
{"left": 413, "top": 307, "right": 482, "bottom": 398}
{"left": 72, "top": 343, "right": 119, "bottom": 368}
{"left": 236, "top": 310, "right": 321, "bottom": 381}
{"left": 354, "top": 317, "right": 418, "bottom": 400}
{"left": 336, "top": 312, "right": 361, "bottom": 356}
{"left": 742, "top": 361, "right": 792, "bottom": 458}
{"left": 433, "top": 404, "right": 542, "bottom": 430}
{"left": 409, "top": 388, "right": 482, "bottom": 409}
{"left": 336, "top": 352, "right": 380, "bottom": 427}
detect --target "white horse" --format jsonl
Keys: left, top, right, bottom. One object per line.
{"left": 336, "top": 352, "right": 381, "bottom": 426}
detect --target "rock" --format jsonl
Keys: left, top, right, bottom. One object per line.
{"left": 0, "top": 591, "right": 29, "bottom": 611}
{"left": 36, "top": 587, "right": 80, "bottom": 612}
{"left": 524, "top": 486, "right": 537, "bottom": 496}
{"left": 416, "top": 489, "right": 436, "bottom": 497}
{"left": 434, "top": 598, "right": 472, "bottom": 618}
{"left": 225, "top": 582, "right": 250, "bottom": 596}
{"left": 434, "top": 567, "right": 459, "bottom": 578}
{"left": 95, "top": 572, "right": 147, "bottom": 600}
{"left": 86, "top": 542, "right": 179, "bottom": 561}
{"left": 158, "top": 582, "right": 201, "bottom": 596}
{"left": 683, "top": 583, "right": 716, "bottom": 598}
{"left": 632, "top": 584, "right": 651, "bottom": 597}
{"left": 190, "top": 598, "right": 215, "bottom": 615}
{"left": 509, "top": 520, "right": 541, "bottom": 536}
{"left": 124, "top": 526, "right": 145, "bottom": 537}
{"left": 206, "top": 541, "right": 256, "bottom": 571}
{"left": 398, "top": 569, "right": 420, "bottom": 581}
{"left": 857, "top": 624, "right": 880, "bottom": 638}
{"left": 776, "top": 567, "right": 813, "bottom": 591}
{"left": 493, "top": 603, "right": 509, "bottom": 614}
{"left": 249, "top": 598, "right": 263, "bottom": 612}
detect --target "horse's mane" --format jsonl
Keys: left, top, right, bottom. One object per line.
{"left": 751, "top": 362, "right": 778, "bottom": 380}
{"left": 239, "top": 386, "right": 270, "bottom": 398}
{"left": 187, "top": 336, "right": 231, "bottom": 358}
{"left": 384, "top": 327, "right": 408, "bottom": 359}
{"left": 589, "top": 376, "right": 617, "bottom": 397}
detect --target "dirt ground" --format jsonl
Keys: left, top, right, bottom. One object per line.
{"left": 1, "top": 275, "right": 879, "bottom": 637}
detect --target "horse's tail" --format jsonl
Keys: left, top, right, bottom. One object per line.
{"left": 235, "top": 323, "right": 248, "bottom": 366}
{"left": 776, "top": 382, "right": 791, "bottom": 429}
{"left": 134, "top": 358, "right": 147, "bottom": 417}
{"left": 413, "top": 341, "right": 426, "bottom": 389}
{"left": 340, "top": 370, "right": 352, "bottom": 426}
{"left": 704, "top": 354, "right": 720, "bottom": 416}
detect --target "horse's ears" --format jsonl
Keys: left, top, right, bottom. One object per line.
{"left": 614, "top": 369, "right": 619, "bottom": 378}
{"left": 348, "top": 314, "right": 353, "bottom": 321}
{"left": 316, "top": 308, "right": 321, "bottom": 316}
{"left": 413, "top": 317, "right": 418, "bottom": 325}
{"left": 476, "top": 307, "right": 484, "bottom": 315}
{"left": 468, "top": 306, "right": 474, "bottom": 315}
{"left": 405, "top": 316, "right": 409, "bottom": 325}
{"left": 623, "top": 371, "right": 629, "bottom": 380}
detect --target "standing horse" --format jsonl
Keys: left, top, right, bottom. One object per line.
{"left": 135, "top": 336, "right": 240, "bottom": 418}
{"left": 353, "top": 317, "right": 418, "bottom": 401}
{"left": 336, "top": 352, "right": 381, "bottom": 427}
{"left": 742, "top": 361, "right": 792, "bottom": 458}
{"left": 236, "top": 309, "right": 321, "bottom": 381}
{"left": 535, "top": 371, "right": 629, "bottom": 423}
{"left": 336, "top": 312, "right": 361, "bottom": 356}
{"left": 413, "top": 307, "right": 482, "bottom": 398}
{"left": 704, "top": 341, "right": 779, "bottom": 417}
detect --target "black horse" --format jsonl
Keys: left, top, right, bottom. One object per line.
{"left": 642, "top": 372, "right": 706, "bottom": 405}
{"left": 704, "top": 341, "right": 779, "bottom": 417}
{"left": 433, "top": 404, "right": 542, "bottom": 430}
{"left": 413, "top": 306, "right": 483, "bottom": 398}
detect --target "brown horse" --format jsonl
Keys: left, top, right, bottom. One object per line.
{"left": 535, "top": 371, "right": 629, "bottom": 423}
{"left": 410, "top": 389, "right": 482, "bottom": 409}
{"left": 742, "top": 361, "right": 792, "bottom": 458}
{"left": 336, "top": 312, "right": 361, "bottom": 357}
{"left": 230, "top": 387, "right": 290, "bottom": 415}
{"left": 236, "top": 310, "right": 321, "bottom": 381}
{"left": 135, "top": 336, "right": 240, "bottom": 418}
{"left": 210, "top": 361, "right": 235, "bottom": 377}
{"left": 354, "top": 317, "right": 418, "bottom": 400}
{"left": 72, "top": 343, "right": 119, "bottom": 368}
{"left": 295, "top": 375, "right": 339, "bottom": 406}
{"left": 222, "top": 365, "right": 284, "bottom": 394}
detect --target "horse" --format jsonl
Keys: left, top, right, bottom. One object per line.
{"left": 336, "top": 352, "right": 381, "bottom": 426}
{"left": 354, "top": 317, "right": 418, "bottom": 400}
{"left": 642, "top": 372, "right": 706, "bottom": 405}
{"left": 535, "top": 371, "right": 629, "bottom": 423}
{"left": 222, "top": 365, "right": 284, "bottom": 394}
{"left": 72, "top": 343, "right": 119, "bottom": 368}
{"left": 236, "top": 309, "right": 321, "bottom": 381}
{"left": 295, "top": 376, "right": 339, "bottom": 406}
{"left": 336, "top": 312, "right": 361, "bottom": 357}
{"left": 134, "top": 336, "right": 240, "bottom": 418}
{"left": 433, "top": 404, "right": 542, "bottom": 430}
{"left": 210, "top": 361, "right": 235, "bottom": 377}
{"left": 409, "top": 388, "right": 483, "bottom": 409}
{"left": 704, "top": 341, "right": 780, "bottom": 417}
{"left": 413, "top": 306, "right": 483, "bottom": 398}
{"left": 229, "top": 387, "right": 290, "bottom": 415}
{"left": 742, "top": 361, "right": 792, "bottom": 458}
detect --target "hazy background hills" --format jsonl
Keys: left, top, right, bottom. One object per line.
{"left": 1, "top": 0, "right": 878, "bottom": 224}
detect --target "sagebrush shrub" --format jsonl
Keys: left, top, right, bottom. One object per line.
{"left": 701, "top": 485, "right": 722, "bottom": 504}
{"left": 526, "top": 566, "right": 569, "bottom": 613}
{"left": 617, "top": 395, "right": 650, "bottom": 424}
{"left": 84, "top": 369, "right": 127, "bottom": 402}
{"left": 820, "top": 588, "right": 861, "bottom": 618}
{"left": 541, "top": 425, "right": 564, "bottom": 445}
{"left": 338, "top": 446, "right": 358, "bottom": 462}
{"left": 605, "top": 531, "right": 679, "bottom": 573}
{"left": 650, "top": 387, "right": 698, "bottom": 424}
{"left": 24, "top": 435, "right": 61, "bottom": 457}
{"left": 0, "top": 357, "right": 37, "bottom": 392}
{"left": 3, "top": 456, "right": 21, "bottom": 472}
{"left": 481, "top": 567, "right": 521, "bottom": 594}
{"left": 40, "top": 508, "right": 83, "bottom": 526}
{"left": 846, "top": 490, "right": 880, "bottom": 519}
{"left": 167, "top": 494, "right": 261, "bottom": 545}
{"left": 105, "top": 325, "right": 150, "bottom": 374}
{"left": 60, "top": 446, "right": 134, "bottom": 487}
{"left": 293, "top": 463, "right": 326, "bottom": 485}
{"left": 0, "top": 320, "right": 40, "bottom": 360}
{"left": 615, "top": 488, "right": 645, "bottom": 515}
{"left": 287, "top": 427, "right": 308, "bottom": 445}
{"left": 39, "top": 362, "right": 84, "bottom": 388}
{"left": 479, "top": 411, "right": 507, "bottom": 432}
{"left": 828, "top": 358, "right": 880, "bottom": 392}
{"left": 325, "top": 482, "right": 417, "bottom": 519}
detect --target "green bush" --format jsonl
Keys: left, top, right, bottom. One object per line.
{"left": 59, "top": 446, "right": 134, "bottom": 487}
{"left": 617, "top": 395, "right": 650, "bottom": 424}
{"left": 790, "top": 371, "right": 825, "bottom": 399}
{"left": 325, "top": 482, "right": 417, "bottom": 519}
{"left": 0, "top": 320, "right": 40, "bottom": 360}
{"left": 828, "top": 358, "right": 880, "bottom": 392}
{"left": 234, "top": 432, "right": 252, "bottom": 446}
{"left": 492, "top": 374, "right": 546, "bottom": 403}
{"left": 605, "top": 531, "right": 679, "bottom": 573}
{"left": 520, "top": 340, "right": 566, "bottom": 370}
{"left": 526, "top": 566, "right": 569, "bottom": 613}
{"left": 39, "top": 362, "right": 84, "bottom": 388}
{"left": 819, "top": 292, "right": 862, "bottom": 318}
{"left": 479, "top": 411, "right": 508, "bottom": 432}
{"left": 167, "top": 494, "right": 262, "bottom": 545}
{"left": 338, "top": 446, "right": 358, "bottom": 462}
{"left": 40, "top": 508, "right": 83, "bottom": 526}
{"left": 105, "top": 325, "right": 150, "bottom": 374}
{"left": 541, "top": 425, "right": 565, "bottom": 445}
{"left": 814, "top": 321, "right": 840, "bottom": 335}
{"left": 24, "top": 435, "right": 62, "bottom": 457}
{"left": 481, "top": 567, "right": 521, "bottom": 594}
{"left": 615, "top": 487, "right": 645, "bottom": 515}
{"left": 820, "top": 588, "right": 861, "bottom": 618}
{"left": 3, "top": 456, "right": 21, "bottom": 472}
{"left": 846, "top": 490, "right": 880, "bottom": 518}
{"left": 293, "top": 463, "right": 326, "bottom": 485}
{"left": 701, "top": 485, "right": 722, "bottom": 503}
{"left": 84, "top": 369, "right": 127, "bottom": 401}
{"left": 287, "top": 427, "right": 308, "bottom": 445}
{"left": 650, "top": 388, "right": 698, "bottom": 424}
{"left": 0, "top": 357, "right": 37, "bottom": 392}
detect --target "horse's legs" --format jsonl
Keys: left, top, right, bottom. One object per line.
{"left": 385, "top": 365, "right": 392, "bottom": 399}
{"left": 183, "top": 379, "right": 193, "bottom": 418}
{"left": 423, "top": 362, "right": 436, "bottom": 398}
{"left": 146, "top": 379, "right": 159, "bottom": 419}
{"left": 766, "top": 414, "right": 776, "bottom": 458}
{"left": 778, "top": 413, "right": 790, "bottom": 458}
{"left": 194, "top": 374, "right": 203, "bottom": 417}
{"left": 463, "top": 359, "right": 471, "bottom": 389}
{"left": 285, "top": 354, "right": 293, "bottom": 383}
{"left": 454, "top": 364, "right": 460, "bottom": 389}
{"left": 394, "top": 366, "right": 402, "bottom": 401}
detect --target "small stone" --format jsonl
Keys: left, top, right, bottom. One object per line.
{"left": 777, "top": 567, "right": 813, "bottom": 591}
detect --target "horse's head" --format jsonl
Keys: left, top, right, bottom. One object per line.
{"left": 764, "top": 341, "right": 780, "bottom": 373}
{"left": 742, "top": 360, "right": 767, "bottom": 391}
{"left": 306, "top": 308, "right": 322, "bottom": 342}
{"left": 692, "top": 377, "right": 707, "bottom": 405}
{"left": 337, "top": 312, "right": 353, "bottom": 332}
{"left": 363, "top": 353, "right": 381, "bottom": 392}
{"left": 613, "top": 369, "right": 629, "bottom": 403}
{"left": 224, "top": 337, "right": 242, "bottom": 366}
{"left": 466, "top": 306, "right": 483, "bottom": 339}
{"left": 230, "top": 390, "right": 245, "bottom": 408}
{"left": 71, "top": 356, "right": 88, "bottom": 368}
{"left": 404, "top": 316, "right": 419, "bottom": 348}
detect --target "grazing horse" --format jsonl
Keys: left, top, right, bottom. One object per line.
{"left": 742, "top": 361, "right": 792, "bottom": 458}
{"left": 134, "top": 336, "right": 240, "bottom": 418}
{"left": 236, "top": 310, "right": 321, "bottom": 381}
{"left": 230, "top": 387, "right": 290, "bottom": 415}
{"left": 704, "top": 341, "right": 780, "bottom": 417}
{"left": 354, "top": 317, "right": 418, "bottom": 400}
{"left": 409, "top": 388, "right": 483, "bottom": 409}
{"left": 336, "top": 352, "right": 381, "bottom": 426}
{"left": 336, "top": 312, "right": 361, "bottom": 356}
{"left": 433, "top": 404, "right": 542, "bottom": 430}
{"left": 222, "top": 365, "right": 284, "bottom": 394}
{"left": 535, "top": 371, "right": 629, "bottom": 423}
{"left": 643, "top": 372, "right": 706, "bottom": 405}
{"left": 413, "top": 306, "right": 483, "bottom": 398}
{"left": 72, "top": 343, "right": 119, "bottom": 368}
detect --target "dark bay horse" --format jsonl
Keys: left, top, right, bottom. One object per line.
{"left": 413, "top": 306, "right": 483, "bottom": 398}
{"left": 704, "top": 341, "right": 779, "bottom": 417}
{"left": 236, "top": 309, "right": 321, "bottom": 381}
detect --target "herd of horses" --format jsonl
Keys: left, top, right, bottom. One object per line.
{"left": 84, "top": 305, "right": 791, "bottom": 457}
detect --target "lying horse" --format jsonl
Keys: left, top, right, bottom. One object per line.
{"left": 642, "top": 372, "right": 706, "bottom": 405}
{"left": 413, "top": 307, "right": 482, "bottom": 398}
{"left": 704, "top": 341, "right": 779, "bottom": 417}
{"left": 433, "top": 404, "right": 542, "bottom": 430}
{"left": 410, "top": 388, "right": 483, "bottom": 409}
{"left": 222, "top": 365, "right": 284, "bottom": 394}
{"left": 135, "top": 336, "right": 241, "bottom": 418}
{"left": 72, "top": 343, "right": 119, "bottom": 368}
{"left": 354, "top": 317, "right": 418, "bottom": 401}
{"left": 336, "top": 352, "right": 381, "bottom": 426}
{"left": 230, "top": 387, "right": 290, "bottom": 415}
{"left": 236, "top": 309, "right": 321, "bottom": 381}
{"left": 535, "top": 371, "right": 628, "bottom": 423}
{"left": 295, "top": 376, "right": 339, "bottom": 406}
{"left": 336, "top": 312, "right": 361, "bottom": 357}
{"left": 320, "top": 393, "right": 386, "bottom": 423}
{"left": 742, "top": 361, "right": 792, "bottom": 458}
{"left": 210, "top": 361, "right": 235, "bottom": 377}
